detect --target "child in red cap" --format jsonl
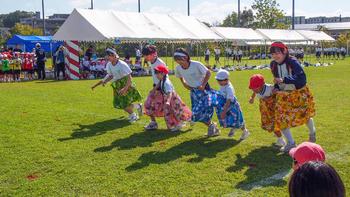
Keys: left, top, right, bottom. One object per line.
{"left": 151, "top": 64, "right": 192, "bottom": 131}
{"left": 289, "top": 142, "right": 325, "bottom": 170}
{"left": 249, "top": 74, "right": 286, "bottom": 147}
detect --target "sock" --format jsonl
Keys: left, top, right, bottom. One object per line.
{"left": 306, "top": 118, "right": 316, "bottom": 135}
{"left": 282, "top": 128, "right": 295, "bottom": 144}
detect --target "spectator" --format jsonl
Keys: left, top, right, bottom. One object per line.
{"left": 55, "top": 45, "right": 66, "bottom": 80}
{"left": 289, "top": 142, "right": 325, "bottom": 170}
{"left": 35, "top": 43, "right": 46, "bottom": 80}
{"left": 85, "top": 45, "right": 94, "bottom": 60}
{"left": 289, "top": 161, "right": 345, "bottom": 197}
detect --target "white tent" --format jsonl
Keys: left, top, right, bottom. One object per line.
{"left": 295, "top": 22, "right": 350, "bottom": 31}
{"left": 53, "top": 8, "right": 221, "bottom": 42}
{"left": 256, "top": 29, "right": 308, "bottom": 42}
{"left": 211, "top": 27, "right": 265, "bottom": 45}
{"left": 296, "top": 30, "right": 335, "bottom": 42}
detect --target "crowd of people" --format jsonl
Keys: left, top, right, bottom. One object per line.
{"left": 90, "top": 42, "right": 345, "bottom": 196}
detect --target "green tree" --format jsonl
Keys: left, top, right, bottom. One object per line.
{"left": 3, "top": 11, "right": 34, "bottom": 28}
{"left": 10, "top": 23, "right": 43, "bottom": 36}
{"left": 240, "top": 8, "right": 254, "bottom": 28}
{"left": 221, "top": 11, "right": 238, "bottom": 27}
{"left": 251, "top": 0, "right": 285, "bottom": 29}
{"left": 337, "top": 32, "right": 350, "bottom": 47}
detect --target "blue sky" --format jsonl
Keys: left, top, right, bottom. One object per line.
{"left": 1, "top": 0, "right": 350, "bottom": 24}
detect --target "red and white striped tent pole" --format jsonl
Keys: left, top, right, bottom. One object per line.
{"left": 64, "top": 41, "right": 80, "bottom": 80}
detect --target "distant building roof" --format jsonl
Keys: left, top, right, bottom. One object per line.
{"left": 295, "top": 22, "right": 350, "bottom": 30}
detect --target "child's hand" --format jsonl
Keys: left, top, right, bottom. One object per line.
{"left": 220, "top": 112, "right": 226, "bottom": 120}
{"left": 272, "top": 88, "right": 279, "bottom": 94}
{"left": 119, "top": 88, "right": 128, "bottom": 96}
{"left": 198, "top": 85, "right": 205, "bottom": 91}
{"left": 249, "top": 97, "right": 254, "bottom": 104}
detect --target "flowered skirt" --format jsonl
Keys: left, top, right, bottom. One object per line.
{"left": 214, "top": 93, "right": 244, "bottom": 129}
{"left": 190, "top": 88, "right": 215, "bottom": 123}
{"left": 260, "top": 85, "right": 315, "bottom": 133}
{"left": 111, "top": 77, "right": 142, "bottom": 109}
{"left": 164, "top": 92, "right": 192, "bottom": 129}
{"left": 144, "top": 89, "right": 165, "bottom": 117}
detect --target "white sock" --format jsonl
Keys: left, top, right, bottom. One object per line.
{"left": 282, "top": 128, "right": 295, "bottom": 144}
{"left": 306, "top": 118, "right": 316, "bottom": 135}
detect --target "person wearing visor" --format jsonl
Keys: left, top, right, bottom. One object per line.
{"left": 269, "top": 41, "right": 316, "bottom": 153}
{"left": 91, "top": 48, "right": 142, "bottom": 123}
{"left": 173, "top": 48, "right": 219, "bottom": 137}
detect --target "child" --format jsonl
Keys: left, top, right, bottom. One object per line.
{"left": 24, "top": 53, "right": 34, "bottom": 80}
{"left": 269, "top": 41, "right": 316, "bottom": 153}
{"left": 152, "top": 64, "right": 192, "bottom": 131}
{"left": 91, "top": 48, "right": 142, "bottom": 123}
{"left": 214, "top": 69, "right": 250, "bottom": 140}
{"left": 249, "top": 74, "right": 286, "bottom": 147}
{"left": 12, "top": 53, "right": 21, "bottom": 82}
{"left": 2, "top": 54, "right": 10, "bottom": 82}
{"left": 174, "top": 48, "right": 219, "bottom": 137}
{"left": 142, "top": 45, "right": 167, "bottom": 130}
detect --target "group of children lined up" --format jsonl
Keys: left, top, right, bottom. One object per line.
{"left": 91, "top": 41, "right": 317, "bottom": 153}
{"left": 80, "top": 56, "right": 107, "bottom": 79}
{"left": 315, "top": 47, "right": 347, "bottom": 60}
{"left": 0, "top": 51, "right": 35, "bottom": 82}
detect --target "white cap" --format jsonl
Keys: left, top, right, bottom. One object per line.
{"left": 215, "top": 69, "right": 230, "bottom": 80}
{"left": 36, "top": 43, "right": 41, "bottom": 47}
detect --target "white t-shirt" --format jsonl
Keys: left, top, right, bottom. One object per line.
{"left": 150, "top": 58, "right": 166, "bottom": 85}
{"left": 103, "top": 60, "right": 132, "bottom": 82}
{"left": 136, "top": 49, "right": 141, "bottom": 57}
{"left": 160, "top": 77, "right": 174, "bottom": 94}
{"left": 277, "top": 63, "right": 291, "bottom": 79}
{"left": 205, "top": 49, "right": 210, "bottom": 55}
{"left": 175, "top": 60, "right": 208, "bottom": 88}
{"left": 219, "top": 82, "right": 235, "bottom": 101}
{"left": 256, "top": 84, "right": 274, "bottom": 99}
{"left": 214, "top": 48, "right": 220, "bottom": 55}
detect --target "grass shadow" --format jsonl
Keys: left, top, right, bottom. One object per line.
{"left": 226, "top": 144, "right": 291, "bottom": 190}
{"left": 125, "top": 137, "right": 240, "bottom": 171}
{"left": 58, "top": 118, "right": 130, "bottom": 141}
{"left": 94, "top": 128, "right": 192, "bottom": 152}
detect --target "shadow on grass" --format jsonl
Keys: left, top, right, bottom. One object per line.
{"left": 125, "top": 137, "right": 240, "bottom": 171}
{"left": 226, "top": 145, "right": 291, "bottom": 190}
{"left": 58, "top": 118, "right": 130, "bottom": 141}
{"left": 94, "top": 128, "right": 192, "bottom": 152}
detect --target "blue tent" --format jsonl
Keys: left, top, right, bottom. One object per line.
{"left": 7, "top": 35, "right": 63, "bottom": 53}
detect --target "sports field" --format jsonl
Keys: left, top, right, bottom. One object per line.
{"left": 1, "top": 58, "right": 349, "bottom": 196}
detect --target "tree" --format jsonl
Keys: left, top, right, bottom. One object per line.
{"left": 240, "top": 8, "right": 254, "bottom": 28}
{"left": 3, "top": 11, "right": 34, "bottom": 28}
{"left": 251, "top": 0, "right": 285, "bottom": 29}
{"left": 221, "top": 11, "right": 238, "bottom": 27}
{"left": 10, "top": 23, "right": 43, "bottom": 36}
{"left": 337, "top": 32, "right": 350, "bottom": 47}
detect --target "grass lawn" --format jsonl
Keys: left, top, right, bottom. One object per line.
{"left": 0, "top": 57, "right": 349, "bottom": 196}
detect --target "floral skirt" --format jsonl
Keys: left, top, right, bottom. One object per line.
{"left": 144, "top": 89, "right": 164, "bottom": 117}
{"left": 260, "top": 85, "right": 315, "bottom": 134}
{"left": 190, "top": 88, "right": 215, "bottom": 123}
{"left": 164, "top": 92, "right": 192, "bottom": 129}
{"left": 214, "top": 94, "right": 244, "bottom": 129}
{"left": 111, "top": 77, "right": 142, "bottom": 109}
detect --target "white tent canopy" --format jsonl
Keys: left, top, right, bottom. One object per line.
{"left": 296, "top": 30, "right": 335, "bottom": 41}
{"left": 256, "top": 29, "right": 307, "bottom": 42}
{"left": 211, "top": 27, "right": 265, "bottom": 42}
{"left": 53, "top": 8, "right": 221, "bottom": 42}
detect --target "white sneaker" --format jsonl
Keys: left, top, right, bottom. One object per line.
{"left": 280, "top": 142, "right": 296, "bottom": 153}
{"left": 239, "top": 129, "right": 250, "bottom": 140}
{"left": 170, "top": 123, "right": 183, "bottom": 132}
{"left": 128, "top": 113, "right": 139, "bottom": 123}
{"left": 144, "top": 121, "right": 158, "bottom": 130}
{"left": 228, "top": 128, "right": 236, "bottom": 137}
{"left": 207, "top": 123, "right": 220, "bottom": 137}
{"left": 275, "top": 137, "right": 286, "bottom": 147}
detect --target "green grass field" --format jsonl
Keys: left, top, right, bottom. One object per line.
{"left": 1, "top": 58, "right": 349, "bottom": 196}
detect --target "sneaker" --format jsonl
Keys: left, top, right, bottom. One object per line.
{"left": 136, "top": 103, "right": 143, "bottom": 116}
{"left": 280, "top": 142, "right": 296, "bottom": 153}
{"left": 144, "top": 121, "right": 158, "bottom": 130}
{"left": 275, "top": 137, "right": 286, "bottom": 147}
{"left": 129, "top": 113, "right": 139, "bottom": 123}
{"left": 309, "top": 133, "right": 316, "bottom": 143}
{"left": 170, "top": 124, "right": 183, "bottom": 132}
{"left": 239, "top": 129, "right": 250, "bottom": 140}
{"left": 207, "top": 123, "right": 220, "bottom": 137}
{"left": 228, "top": 128, "right": 236, "bottom": 137}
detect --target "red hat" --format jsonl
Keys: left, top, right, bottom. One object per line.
{"left": 271, "top": 42, "right": 288, "bottom": 50}
{"left": 249, "top": 74, "right": 265, "bottom": 89}
{"left": 289, "top": 142, "right": 326, "bottom": 167}
{"left": 154, "top": 64, "right": 169, "bottom": 74}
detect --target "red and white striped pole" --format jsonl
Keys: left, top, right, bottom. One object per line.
{"left": 64, "top": 41, "right": 80, "bottom": 80}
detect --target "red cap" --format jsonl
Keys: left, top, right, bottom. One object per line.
{"left": 154, "top": 64, "right": 169, "bottom": 74}
{"left": 271, "top": 42, "right": 288, "bottom": 50}
{"left": 249, "top": 74, "right": 265, "bottom": 89}
{"left": 289, "top": 142, "right": 326, "bottom": 166}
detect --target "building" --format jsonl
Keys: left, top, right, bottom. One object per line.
{"left": 19, "top": 12, "right": 69, "bottom": 35}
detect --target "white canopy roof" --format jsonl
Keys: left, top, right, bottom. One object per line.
{"left": 256, "top": 29, "right": 308, "bottom": 42}
{"left": 296, "top": 30, "right": 335, "bottom": 41}
{"left": 295, "top": 22, "right": 350, "bottom": 31}
{"left": 53, "top": 9, "right": 221, "bottom": 42}
{"left": 211, "top": 27, "right": 265, "bottom": 42}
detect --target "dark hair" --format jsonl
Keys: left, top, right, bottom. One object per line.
{"left": 289, "top": 161, "right": 345, "bottom": 197}
{"left": 142, "top": 44, "right": 157, "bottom": 55}
{"left": 174, "top": 48, "right": 190, "bottom": 62}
